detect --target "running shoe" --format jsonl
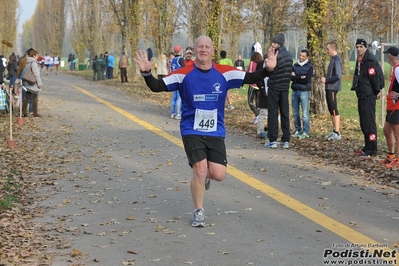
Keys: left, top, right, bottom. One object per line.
{"left": 205, "top": 177, "right": 210, "bottom": 190}
{"left": 170, "top": 113, "right": 175, "bottom": 119}
{"left": 297, "top": 132, "right": 309, "bottom": 139}
{"left": 282, "top": 141, "right": 289, "bottom": 149}
{"left": 264, "top": 141, "right": 278, "bottom": 149}
{"left": 191, "top": 209, "right": 205, "bottom": 227}
{"left": 328, "top": 132, "right": 342, "bottom": 141}
{"left": 227, "top": 104, "right": 235, "bottom": 110}
{"left": 325, "top": 131, "right": 334, "bottom": 140}
{"left": 385, "top": 159, "right": 399, "bottom": 169}
{"left": 292, "top": 131, "right": 301, "bottom": 138}
{"left": 357, "top": 151, "right": 371, "bottom": 157}
{"left": 175, "top": 114, "right": 181, "bottom": 120}
{"left": 379, "top": 156, "right": 396, "bottom": 165}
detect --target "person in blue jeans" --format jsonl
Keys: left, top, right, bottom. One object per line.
{"left": 107, "top": 52, "right": 115, "bottom": 79}
{"left": 169, "top": 45, "right": 185, "bottom": 119}
{"left": 291, "top": 49, "right": 313, "bottom": 139}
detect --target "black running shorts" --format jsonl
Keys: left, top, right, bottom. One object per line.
{"left": 182, "top": 135, "right": 227, "bottom": 167}
{"left": 386, "top": 109, "right": 399, "bottom": 124}
{"left": 326, "top": 90, "right": 339, "bottom": 116}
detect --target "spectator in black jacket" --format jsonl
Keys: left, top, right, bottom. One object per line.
{"left": 264, "top": 34, "right": 293, "bottom": 149}
{"left": 352, "top": 39, "right": 384, "bottom": 157}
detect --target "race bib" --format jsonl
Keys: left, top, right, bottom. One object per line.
{"left": 193, "top": 109, "right": 217, "bottom": 132}
{"left": 237, "top": 66, "right": 243, "bottom": 70}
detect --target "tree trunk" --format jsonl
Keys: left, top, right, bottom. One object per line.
{"left": 306, "top": 0, "right": 328, "bottom": 114}
{"left": 127, "top": 0, "right": 140, "bottom": 78}
{"left": 206, "top": 0, "right": 221, "bottom": 62}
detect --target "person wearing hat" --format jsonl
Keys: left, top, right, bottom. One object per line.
{"left": 351, "top": 38, "right": 384, "bottom": 157}
{"left": 184, "top": 48, "right": 195, "bottom": 67}
{"left": 133, "top": 36, "right": 278, "bottom": 227}
{"left": 380, "top": 46, "right": 399, "bottom": 168}
{"left": 320, "top": 41, "right": 342, "bottom": 141}
{"left": 264, "top": 33, "right": 293, "bottom": 149}
{"left": 169, "top": 45, "right": 185, "bottom": 119}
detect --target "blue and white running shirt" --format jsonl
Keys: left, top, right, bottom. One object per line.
{"left": 163, "top": 63, "right": 245, "bottom": 137}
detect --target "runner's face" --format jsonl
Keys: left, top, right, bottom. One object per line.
{"left": 194, "top": 37, "right": 213, "bottom": 63}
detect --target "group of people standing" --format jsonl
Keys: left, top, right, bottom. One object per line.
{"left": 318, "top": 38, "right": 399, "bottom": 169}
{"left": 92, "top": 52, "right": 129, "bottom": 83}
{"left": 153, "top": 45, "right": 195, "bottom": 120}
{"left": 0, "top": 49, "right": 45, "bottom": 117}
{"left": 41, "top": 53, "right": 60, "bottom": 75}
{"left": 133, "top": 33, "right": 399, "bottom": 228}
{"left": 18, "top": 48, "right": 44, "bottom": 117}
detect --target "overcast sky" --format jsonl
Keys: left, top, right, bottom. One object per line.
{"left": 18, "top": 0, "right": 38, "bottom": 32}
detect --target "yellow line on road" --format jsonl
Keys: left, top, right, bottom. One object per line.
{"left": 71, "top": 84, "right": 397, "bottom": 265}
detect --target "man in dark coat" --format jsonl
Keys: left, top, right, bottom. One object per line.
{"left": 352, "top": 39, "right": 384, "bottom": 156}
{"left": 264, "top": 34, "right": 293, "bottom": 149}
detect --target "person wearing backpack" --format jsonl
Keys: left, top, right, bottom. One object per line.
{"left": 22, "top": 49, "right": 43, "bottom": 118}
{"left": 7, "top": 54, "right": 18, "bottom": 93}
{"left": 17, "top": 49, "right": 35, "bottom": 114}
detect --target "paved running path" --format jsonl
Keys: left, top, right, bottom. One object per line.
{"left": 30, "top": 72, "right": 399, "bottom": 266}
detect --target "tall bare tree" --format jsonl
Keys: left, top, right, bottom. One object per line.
{"left": 206, "top": 0, "right": 222, "bottom": 61}
{"left": 255, "top": 0, "right": 291, "bottom": 47}
{"left": 0, "top": 0, "right": 19, "bottom": 55}
{"left": 182, "top": 0, "right": 211, "bottom": 44}
{"left": 126, "top": 0, "right": 140, "bottom": 77}
{"left": 67, "top": 0, "right": 87, "bottom": 62}
{"left": 109, "top": 0, "right": 129, "bottom": 53}
{"left": 305, "top": 0, "right": 328, "bottom": 114}
{"left": 21, "top": 19, "right": 34, "bottom": 53}
{"left": 328, "top": 0, "right": 355, "bottom": 75}
{"left": 85, "top": 0, "right": 103, "bottom": 59}
{"left": 31, "top": 0, "right": 66, "bottom": 55}
{"left": 149, "top": 0, "right": 176, "bottom": 55}
{"left": 221, "top": 0, "right": 247, "bottom": 59}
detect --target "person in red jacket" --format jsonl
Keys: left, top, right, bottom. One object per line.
{"left": 380, "top": 46, "right": 399, "bottom": 168}
{"left": 37, "top": 54, "right": 44, "bottom": 70}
